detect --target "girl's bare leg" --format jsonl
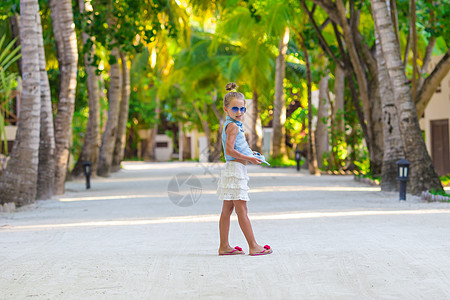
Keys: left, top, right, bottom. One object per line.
{"left": 219, "top": 200, "right": 241, "bottom": 254}
{"left": 233, "top": 200, "right": 266, "bottom": 254}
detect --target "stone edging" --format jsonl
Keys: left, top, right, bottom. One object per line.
{"left": 421, "top": 191, "right": 450, "bottom": 202}
{"left": 353, "top": 175, "right": 380, "bottom": 186}
{"left": 0, "top": 202, "right": 16, "bottom": 213}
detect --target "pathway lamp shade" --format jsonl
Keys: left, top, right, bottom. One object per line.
{"left": 396, "top": 158, "right": 410, "bottom": 201}
{"left": 396, "top": 159, "right": 410, "bottom": 181}
{"left": 295, "top": 150, "right": 301, "bottom": 172}
{"left": 82, "top": 161, "right": 92, "bottom": 177}
{"left": 295, "top": 150, "right": 301, "bottom": 161}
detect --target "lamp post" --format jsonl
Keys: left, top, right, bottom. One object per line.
{"left": 396, "top": 158, "right": 410, "bottom": 201}
{"left": 295, "top": 150, "right": 301, "bottom": 172}
{"left": 82, "top": 161, "right": 92, "bottom": 189}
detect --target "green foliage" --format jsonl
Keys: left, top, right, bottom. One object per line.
{"left": 266, "top": 156, "right": 299, "bottom": 168}
{"left": 429, "top": 188, "right": 450, "bottom": 199}
{"left": 440, "top": 174, "right": 450, "bottom": 186}
{"left": 0, "top": 0, "right": 17, "bottom": 21}
{"left": 0, "top": 35, "right": 21, "bottom": 155}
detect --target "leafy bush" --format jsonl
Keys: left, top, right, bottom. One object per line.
{"left": 440, "top": 174, "right": 450, "bottom": 186}
{"left": 266, "top": 156, "right": 300, "bottom": 168}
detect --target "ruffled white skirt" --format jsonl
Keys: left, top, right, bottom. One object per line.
{"left": 216, "top": 161, "right": 250, "bottom": 201}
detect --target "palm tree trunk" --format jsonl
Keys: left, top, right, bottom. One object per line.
{"left": 272, "top": 27, "right": 289, "bottom": 159}
{"left": 148, "top": 96, "right": 160, "bottom": 161}
{"left": 193, "top": 102, "right": 211, "bottom": 160}
{"left": 371, "top": 0, "right": 443, "bottom": 194}
{"left": 71, "top": 0, "right": 101, "bottom": 178}
{"left": 376, "top": 32, "right": 404, "bottom": 191}
{"left": 368, "top": 74, "right": 384, "bottom": 176}
{"left": 0, "top": 0, "right": 41, "bottom": 206}
{"left": 36, "top": 6, "right": 55, "bottom": 200}
{"left": 333, "top": 65, "right": 345, "bottom": 132}
{"left": 112, "top": 52, "right": 130, "bottom": 172}
{"left": 211, "top": 101, "right": 224, "bottom": 162}
{"left": 50, "top": 0, "right": 78, "bottom": 195}
{"left": 97, "top": 47, "right": 121, "bottom": 176}
{"left": 301, "top": 37, "right": 319, "bottom": 175}
{"left": 249, "top": 90, "right": 260, "bottom": 151}
{"left": 316, "top": 75, "right": 330, "bottom": 168}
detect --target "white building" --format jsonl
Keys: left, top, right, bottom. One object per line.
{"left": 419, "top": 54, "right": 450, "bottom": 176}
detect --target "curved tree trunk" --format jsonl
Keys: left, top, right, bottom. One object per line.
{"left": 97, "top": 48, "right": 121, "bottom": 177}
{"left": 72, "top": 0, "right": 101, "bottom": 178}
{"left": 36, "top": 6, "right": 55, "bottom": 200}
{"left": 50, "top": 0, "right": 78, "bottom": 195}
{"left": 371, "top": 0, "right": 443, "bottom": 194}
{"left": 272, "top": 27, "right": 289, "bottom": 158}
{"left": 112, "top": 52, "right": 130, "bottom": 172}
{"left": 376, "top": 32, "right": 404, "bottom": 191}
{"left": 0, "top": 0, "right": 40, "bottom": 206}
{"left": 316, "top": 75, "right": 330, "bottom": 168}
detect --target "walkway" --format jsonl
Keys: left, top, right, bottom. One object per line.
{"left": 1, "top": 162, "right": 450, "bottom": 299}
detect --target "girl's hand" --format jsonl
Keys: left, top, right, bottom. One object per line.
{"left": 248, "top": 156, "right": 262, "bottom": 165}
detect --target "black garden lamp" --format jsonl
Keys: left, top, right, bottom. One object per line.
{"left": 295, "top": 150, "right": 301, "bottom": 172}
{"left": 396, "top": 158, "right": 410, "bottom": 201}
{"left": 82, "top": 161, "right": 92, "bottom": 189}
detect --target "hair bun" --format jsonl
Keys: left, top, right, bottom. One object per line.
{"left": 225, "top": 82, "right": 238, "bottom": 91}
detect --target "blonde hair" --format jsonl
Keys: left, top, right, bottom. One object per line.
{"left": 224, "top": 82, "right": 245, "bottom": 107}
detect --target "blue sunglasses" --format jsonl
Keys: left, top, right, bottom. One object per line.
{"left": 228, "top": 106, "right": 247, "bottom": 113}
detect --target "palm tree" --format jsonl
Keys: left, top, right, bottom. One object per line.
{"left": 97, "top": 47, "right": 121, "bottom": 177}
{"left": 272, "top": 26, "right": 289, "bottom": 158}
{"left": 71, "top": 0, "right": 101, "bottom": 178}
{"left": 300, "top": 35, "right": 319, "bottom": 175}
{"left": 213, "top": 6, "right": 274, "bottom": 151}
{"left": 375, "top": 31, "right": 404, "bottom": 191}
{"left": 112, "top": 51, "right": 130, "bottom": 171}
{"left": 49, "top": 0, "right": 78, "bottom": 194}
{"left": 36, "top": 5, "right": 55, "bottom": 200}
{"left": 0, "top": 0, "right": 41, "bottom": 205}
{"left": 371, "top": 0, "right": 442, "bottom": 194}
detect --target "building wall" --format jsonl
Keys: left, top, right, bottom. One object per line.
{"left": 419, "top": 54, "right": 450, "bottom": 155}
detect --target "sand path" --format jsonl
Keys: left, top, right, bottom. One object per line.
{"left": 1, "top": 162, "right": 450, "bottom": 299}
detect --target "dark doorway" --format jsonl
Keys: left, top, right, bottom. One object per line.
{"left": 431, "top": 119, "right": 450, "bottom": 175}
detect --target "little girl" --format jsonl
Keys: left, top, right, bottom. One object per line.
{"left": 216, "top": 82, "right": 273, "bottom": 256}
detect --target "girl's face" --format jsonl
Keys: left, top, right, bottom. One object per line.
{"left": 224, "top": 98, "right": 246, "bottom": 121}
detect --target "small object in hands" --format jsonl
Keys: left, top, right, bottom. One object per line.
{"left": 253, "top": 152, "right": 270, "bottom": 165}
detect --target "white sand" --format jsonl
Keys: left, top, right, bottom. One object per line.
{"left": 1, "top": 162, "right": 450, "bottom": 299}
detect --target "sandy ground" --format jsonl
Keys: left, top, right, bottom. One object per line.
{"left": 1, "top": 161, "right": 450, "bottom": 299}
